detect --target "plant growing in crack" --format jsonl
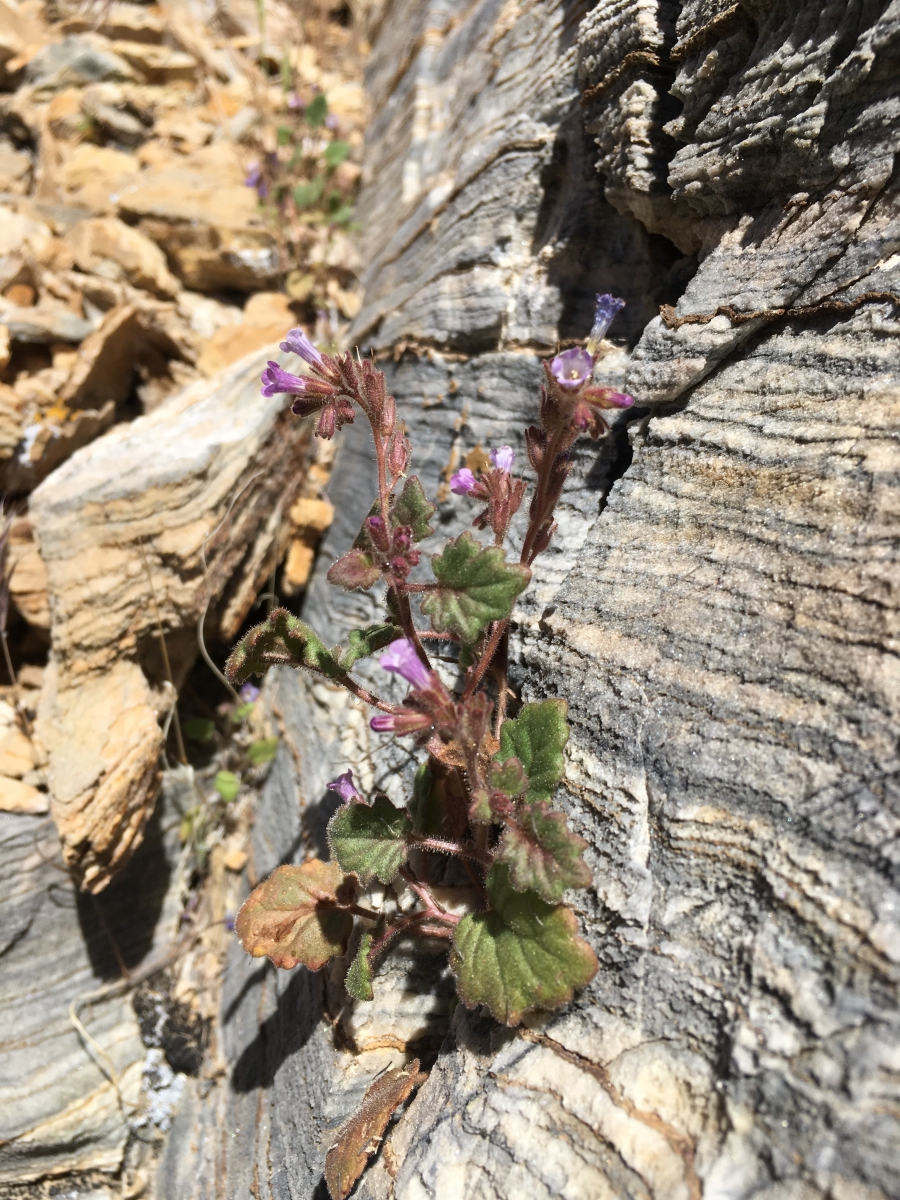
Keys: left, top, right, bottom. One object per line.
{"left": 226, "top": 298, "right": 632, "bottom": 1033}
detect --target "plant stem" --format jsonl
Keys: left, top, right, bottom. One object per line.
{"left": 339, "top": 674, "right": 400, "bottom": 714}
{"left": 410, "top": 835, "right": 488, "bottom": 865}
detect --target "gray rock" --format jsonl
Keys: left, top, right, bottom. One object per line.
{"left": 25, "top": 37, "right": 137, "bottom": 90}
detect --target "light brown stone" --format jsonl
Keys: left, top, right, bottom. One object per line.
{"left": 0, "top": 384, "right": 22, "bottom": 460}
{"left": 0, "top": 325, "right": 8, "bottom": 373}
{"left": 45, "top": 88, "right": 84, "bottom": 139}
{"left": 64, "top": 217, "right": 180, "bottom": 298}
{"left": 8, "top": 515, "right": 50, "bottom": 630}
{"left": 111, "top": 41, "right": 198, "bottom": 85}
{"left": 0, "top": 728, "right": 35, "bottom": 778}
{"left": 0, "top": 141, "right": 32, "bottom": 195}
{"left": 0, "top": 402, "right": 116, "bottom": 493}
{"left": 59, "top": 304, "right": 140, "bottom": 407}
{"left": 288, "top": 496, "right": 334, "bottom": 534}
{"left": 0, "top": 775, "right": 48, "bottom": 814}
{"left": 59, "top": 143, "right": 140, "bottom": 214}
{"left": 196, "top": 321, "right": 284, "bottom": 377}
{"left": 243, "top": 291, "right": 294, "bottom": 328}
{"left": 30, "top": 347, "right": 312, "bottom": 890}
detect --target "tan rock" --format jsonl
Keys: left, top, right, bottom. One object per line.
{"left": 8, "top": 514, "right": 50, "bottom": 630}
{"left": 111, "top": 41, "right": 198, "bottom": 85}
{"left": 0, "top": 383, "right": 23, "bottom": 460}
{"left": 0, "top": 727, "right": 35, "bottom": 777}
{"left": 243, "top": 291, "right": 295, "bottom": 328}
{"left": 0, "top": 295, "right": 92, "bottom": 344}
{"left": 0, "top": 140, "right": 32, "bottom": 194}
{"left": 60, "top": 5, "right": 168, "bottom": 44}
{"left": 283, "top": 537, "right": 315, "bottom": 592}
{"left": 223, "top": 848, "right": 248, "bottom": 872}
{"left": 59, "top": 143, "right": 140, "bottom": 214}
{"left": 30, "top": 347, "right": 312, "bottom": 890}
{"left": 0, "top": 211, "right": 53, "bottom": 262}
{"left": 197, "top": 320, "right": 284, "bottom": 376}
{"left": 4, "top": 283, "right": 35, "bottom": 307}
{"left": 0, "top": 401, "right": 116, "bottom": 493}
{"left": 0, "top": 775, "right": 48, "bottom": 814}
{"left": 289, "top": 496, "right": 334, "bottom": 534}
{"left": 176, "top": 291, "right": 242, "bottom": 341}
{"left": 60, "top": 304, "right": 140, "bottom": 407}
{"left": 45, "top": 88, "right": 84, "bottom": 139}
{"left": 64, "top": 217, "right": 180, "bottom": 298}
{"left": 0, "top": 324, "right": 8, "bottom": 372}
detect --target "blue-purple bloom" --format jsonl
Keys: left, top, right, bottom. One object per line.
{"left": 450, "top": 467, "right": 478, "bottom": 495}
{"left": 587, "top": 293, "right": 626, "bottom": 351}
{"left": 288, "top": 92, "right": 304, "bottom": 110}
{"left": 379, "top": 639, "right": 433, "bottom": 691}
{"left": 489, "top": 445, "right": 515, "bottom": 472}
{"left": 550, "top": 347, "right": 593, "bottom": 390}
{"left": 244, "top": 163, "right": 267, "bottom": 198}
{"left": 261, "top": 361, "right": 333, "bottom": 398}
{"left": 239, "top": 683, "right": 260, "bottom": 703}
{"left": 370, "top": 714, "right": 398, "bottom": 732}
{"left": 326, "top": 769, "right": 361, "bottom": 802}
{"left": 280, "top": 326, "right": 324, "bottom": 367}
{"left": 325, "top": 114, "right": 339, "bottom": 130}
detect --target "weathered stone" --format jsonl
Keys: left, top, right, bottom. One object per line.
{"left": 0, "top": 401, "right": 116, "bottom": 493}
{"left": 30, "top": 347, "right": 312, "bottom": 891}
{"left": 8, "top": 513, "right": 50, "bottom": 630}
{"left": 59, "top": 143, "right": 141, "bottom": 215}
{"left": 0, "top": 138, "right": 32, "bottom": 194}
{"left": 64, "top": 217, "right": 180, "bottom": 299}
{"left": 0, "top": 295, "right": 93, "bottom": 344}
{"left": 111, "top": 41, "right": 198, "bottom": 86}
{"left": 25, "top": 36, "right": 137, "bottom": 91}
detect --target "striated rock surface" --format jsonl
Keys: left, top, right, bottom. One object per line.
{"left": 161, "top": 1, "right": 900, "bottom": 1198}
{"left": 31, "top": 348, "right": 311, "bottom": 892}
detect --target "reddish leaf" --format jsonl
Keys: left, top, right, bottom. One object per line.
{"left": 497, "top": 801, "right": 591, "bottom": 903}
{"left": 235, "top": 859, "right": 356, "bottom": 971}
{"left": 324, "top": 1060, "right": 426, "bottom": 1200}
{"left": 327, "top": 547, "right": 382, "bottom": 591}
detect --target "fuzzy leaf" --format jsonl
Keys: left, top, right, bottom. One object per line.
{"left": 422, "top": 532, "right": 530, "bottom": 643}
{"left": 324, "top": 1061, "right": 424, "bottom": 1200}
{"left": 449, "top": 864, "right": 597, "bottom": 1025}
{"left": 248, "top": 737, "right": 279, "bottom": 766}
{"left": 345, "top": 932, "right": 374, "bottom": 1002}
{"left": 490, "top": 757, "right": 527, "bottom": 799}
{"left": 327, "top": 547, "right": 382, "bottom": 591}
{"left": 497, "top": 699, "right": 568, "bottom": 805}
{"left": 214, "top": 770, "right": 240, "bottom": 803}
{"left": 328, "top": 795, "right": 412, "bottom": 885}
{"left": 335, "top": 622, "right": 402, "bottom": 671}
{"left": 235, "top": 859, "right": 355, "bottom": 971}
{"left": 497, "top": 802, "right": 591, "bottom": 902}
{"left": 226, "top": 608, "right": 342, "bottom": 684}
{"left": 392, "top": 475, "right": 435, "bottom": 541}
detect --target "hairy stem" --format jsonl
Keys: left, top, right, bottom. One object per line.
{"left": 340, "top": 674, "right": 401, "bottom": 714}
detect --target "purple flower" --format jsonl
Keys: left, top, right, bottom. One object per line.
{"left": 325, "top": 114, "right": 339, "bottom": 129}
{"left": 239, "top": 683, "right": 260, "bottom": 703}
{"left": 261, "top": 361, "right": 333, "bottom": 399}
{"left": 587, "top": 293, "right": 626, "bottom": 350}
{"left": 489, "top": 445, "right": 515, "bottom": 472}
{"left": 244, "top": 163, "right": 268, "bottom": 199}
{"left": 603, "top": 391, "right": 634, "bottom": 409}
{"left": 550, "top": 347, "right": 593, "bottom": 390}
{"left": 288, "top": 92, "right": 304, "bottom": 110}
{"left": 327, "top": 769, "right": 361, "bottom": 801}
{"left": 224, "top": 912, "right": 235, "bottom": 931}
{"left": 280, "top": 326, "right": 324, "bottom": 368}
{"left": 450, "top": 467, "right": 478, "bottom": 494}
{"left": 379, "top": 638, "right": 433, "bottom": 691}
{"left": 370, "top": 714, "right": 398, "bottom": 732}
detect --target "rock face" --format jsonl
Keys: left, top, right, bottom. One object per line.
{"left": 31, "top": 348, "right": 311, "bottom": 893}
{"left": 169, "top": 1, "right": 899, "bottom": 1198}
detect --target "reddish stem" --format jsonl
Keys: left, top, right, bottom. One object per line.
{"left": 339, "top": 675, "right": 401, "bottom": 714}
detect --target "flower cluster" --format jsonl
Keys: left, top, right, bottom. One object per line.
{"left": 450, "top": 446, "right": 527, "bottom": 543}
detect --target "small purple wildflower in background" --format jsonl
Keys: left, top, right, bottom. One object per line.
{"left": 380, "top": 639, "right": 432, "bottom": 691}
{"left": 280, "top": 326, "right": 323, "bottom": 367}
{"left": 550, "top": 347, "right": 593, "bottom": 390}
{"left": 325, "top": 114, "right": 339, "bottom": 129}
{"left": 327, "top": 769, "right": 361, "bottom": 802}
{"left": 288, "top": 92, "right": 304, "bottom": 110}
{"left": 224, "top": 913, "right": 236, "bottom": 932}
{"left": 244, "top": 163, "right": 267, "bottom": 199}
{"left": 260, "top": 361, "right": 333, "bottom": 398}
{"left": 586, "top": 293, "right": 626, "bottom": 352}
{"left": 240, "top": 683, "right": 260, "bottom": 704}
{"left": 490, "top": 446, "right": 515, "bottom": 472}
{"left": 450, "top": 467, "right": 478, "bottom": 495}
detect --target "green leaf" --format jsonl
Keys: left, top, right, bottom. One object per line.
{"left": 497, "top": 802, "right": 591, "bottom": 902}
{"left": 450, "top": 865, "right": 597, "bottom": 1025}
{"left": 306, "top": 92, "right": 328, "bottom": 128}
{"left": 277, "top": 123, "right": 292, "bottom": 145}
{"left": 409, "top": 761, "right": 441, "bottom": 835}
{"left": 225, "top": 608, "right": 342, "bottom": 684}
{"left": 248, "top": 737, "right": 279, "bottom": 766}
{"left": 335, "top": 623, "right": 402, "bottom": 671}
{"left": 497, "top": 699, "right": 568, "bottom": 805}
{"left": 328, "top": 795, "right": 412, "bottom": 885}
{"left": 293, "top": 174, "right": 325, "bottom": 208}
{"left": 183, "top": 716, "right": 215, "bottom": 743}
{"left": 324, "top": 139, "right": 350, "bottom": 168}
{"left": 392, "top": 476, "right": 434, "bottom": 541}
{"left": 345, "top": 932, "right": 374, "bottom": 1001}
{"left": 214, "top": 770, "right": 240, "bottom": 803}
{"left": 330, "top": 203, "right": 355, "bottom": 226}
{"left": 422, "top": 532, "right": 530, "bottom": 643}
{"left": 327, "top": 547, "right": 382, "bottom": 591}
{"left": 490, "top": 757, "right": 527, "bottom": 799}
{"left": 231, "top": 701, "right": 255, "bottom": 724}
{"left": 236, "top": 859, "right": 356, "bottom": 971}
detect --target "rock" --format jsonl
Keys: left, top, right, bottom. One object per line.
{"left": 116, "top": 150, "right": 279, "bottom": 293}
{"left": 0, "top": 726, "right": 35, "bottom": 777}
{"left": 196, "top": 294, "right": 294, "bottom": 376}
{"left": 59, "top": 4, "right": 168, "bottom": 45}
{"left": 0, "top": 401, "right": 116, "bottom": 493}
{"left": 0, "top": 296, "right": 93, "bottom": 344}
{"left": 7, "top": 514, "right": 50, "bottom": 630}
{"left": 177, "top": 291, "right": 243, "bottom": 341}
{"left": 81, "top": 91, "right": 149, "bottom": 148}
{"left": 30, "top": 347, "right": 313, "bottom": 891}
{"left": 25, "top": 36, "right": 137, "bottom": 91}
{"left": 45, "top": 87, "right": 84, "bottom": 140}
{"left": 0, "top": 776, "right": 47, "bottom": 814}
{"left": 64, "top": 218, "right": 180, "bottom": 299}
{"left": 59, "top": 143, "right": 140, "bottom": 214}
{"left": 0, "top": 325, "right": 8, "bottom": 372}
{"left": 0, "top": 384, "right": 23, "bottom": 460}
{"left": 0, "top": 139, "right": 32, "bottom": 194}
{"left": 111, "top": 41, "right": 198, "bottom": 86}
